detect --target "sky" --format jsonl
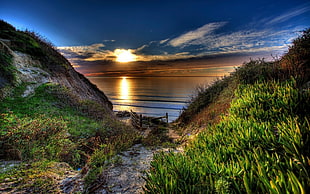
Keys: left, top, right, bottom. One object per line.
{"left": 1, "top": 0, "right": 309, "bottom": 76}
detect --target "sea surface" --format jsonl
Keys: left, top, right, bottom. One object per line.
{"left": 88, "top": 76, "right": 218, "bottom": 122}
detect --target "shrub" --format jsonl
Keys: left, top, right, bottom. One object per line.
{"left": 0, "top": 113, "right": 78, "bottom": 163}
{"left": 280, "top": 28, "right": 310, "bottom": 85}
{"left": 178, "top": 76, "right": 231, "bottom": 124}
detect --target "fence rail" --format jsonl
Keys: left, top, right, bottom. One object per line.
{"left": 130, "top": 110, "right": 168, "bottom": 129}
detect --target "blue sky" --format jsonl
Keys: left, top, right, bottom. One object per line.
{"left": 1, "top": 0, "right": 309, "bottom": 76}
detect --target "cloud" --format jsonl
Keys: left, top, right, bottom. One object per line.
{"left": 58, "top": 43, "right": 116, "bottom": 62}
{"left": 159, "top": 38, "right": 169, "bottom": 44}
{"left": 169, "top": 22, "right": 227, "bottom": 47}
{"left": 57, "top": 17, "right": 304, "bottom": 78}
{"left": 164, "top": 21, "right": 300, "bottom": 57}
{"left": 58, "top": 43, "right": 105, "bottom": 52}
{"left": 266, "top": 5, "right": 310, "bottom": 25}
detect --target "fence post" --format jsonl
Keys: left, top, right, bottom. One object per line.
{"left": 166, "top": 112, "right": 168, "bottom": 123}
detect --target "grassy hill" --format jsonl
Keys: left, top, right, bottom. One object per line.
{"left": 0, "top": 20, "right": 140, "bottom": 193}
{"left": 144, "top": 29, "right": 310, "bottom": 193}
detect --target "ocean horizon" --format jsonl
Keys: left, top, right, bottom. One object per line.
{"left": 88, "top": 76, "right": 219, "bottom": 122}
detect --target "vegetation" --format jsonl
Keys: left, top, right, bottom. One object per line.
{"left": 0, "top": 50, "right": 14, "bottom": 84}
{"left": 0, "top": 20, "right": 140, "bottom": 193}
{"left": 144, "top": 29, "right": 310, "bottom": 193}
{"left": 177, "top": 76, "right": 232, "bottom": 125}
{"left": 0, "top": 19, "right": 71, "bottom": 74}
{"left": 0, "top": 82, "right": 140, "bottom": 192}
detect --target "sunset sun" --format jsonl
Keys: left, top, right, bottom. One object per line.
{"left": 114, "top": 49, "right": 137, "bottom": 62}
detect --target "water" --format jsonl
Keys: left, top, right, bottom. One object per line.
{"left": 88, "top": 76, "right": 218, "bottom": 122}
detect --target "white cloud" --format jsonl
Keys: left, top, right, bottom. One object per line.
{"left": 136, "top": 44, "right": 148, "bottom": 52}
{"left": 58, "top": 43, "right": 116, "bottom": 61}
{"left": 175, "top": 52, "right": 190, "bottom": 56}
{"left": 266, "top": 5, "right": 310, "bottom": 25}
{"left": 166, "top": 20, "right": 300, "bottom": 56}
{"left": 205, "top": 29, "right": 294, "bottom": 55}
{"left": 57, "top": 43, "right": 105, "bottom": 51}
{"left": 103, "top": 39, "right": 116, "bottom": 42}
{"left": 169, "top": 22, "right": 227, "bottom": 47}
{"left": 159, "top": 38, "right": 169, "bottom": 44}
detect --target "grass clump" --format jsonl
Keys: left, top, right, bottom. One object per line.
{"left": 177, "top": 76, "right": 232, "bottom": 125}
{"left": 0, "top": 160, "right": 73, "bottom": 193}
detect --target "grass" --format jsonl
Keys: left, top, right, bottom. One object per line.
{"left": 0, "top": 82, "right": 140, "bottom": 192}
{"left": 145, "top": 79, "right": 310, "bottom": 193}
{"left": 0, "top": 160, "right": 74, "bottom": 193}
{"left": 177, "top": 76, "right": 232, "bottom": 125}
{"left": 0, "top": 44, "right": 15, "bottom": 99}
{"left": 0, "top": 19, "right": 71, "bottom": 73}
{"left": 144, "top": 29, "right": 310, "bottom": 193}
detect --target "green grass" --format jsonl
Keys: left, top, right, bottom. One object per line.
{"left": 0, "top": 82, "right": 140, "bottom": 192}
{"left": 0, "top": 48, "right": 15, "bottom": 99}
{"left": 0, "top": 160, "right": 74, "bottom": 193}
{"left": 144, "top": 79, "right": 310, "bottom": 193}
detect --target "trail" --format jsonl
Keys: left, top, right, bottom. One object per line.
{"left": 94, "top": 144, "right": 161, "bottom": 193}
{"left": 61, "top": 144, "right": 172, "bottom": 194}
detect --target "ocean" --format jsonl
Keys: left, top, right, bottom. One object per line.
{"left": 88, "top": 76, "right": 218, "bottom": 122}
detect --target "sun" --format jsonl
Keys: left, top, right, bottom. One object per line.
{"left": 114, "top": 49, "right": 137, "bottom": 62}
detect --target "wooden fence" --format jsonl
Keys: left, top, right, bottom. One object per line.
{"left": 130, "top": 110, "right": 143, "bottom": 129}
{"left": 130, "top": 110, "right": 168, "bottom": 129}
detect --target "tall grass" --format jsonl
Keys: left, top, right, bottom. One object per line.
{"left": 144, "top": 79, "right": 310, "bottom": 193}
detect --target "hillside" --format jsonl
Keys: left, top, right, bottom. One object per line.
{"left": 0, "top": 20, "right": 112, "bottom": 109}
{"left": 0, "top": 20, "right": 140, "bottom": 193}
{"left": 145, "top": 29, "right": 310, "bottom": 193}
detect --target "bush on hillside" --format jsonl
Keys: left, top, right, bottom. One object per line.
{"left": 0, "top": 113, "right": 81, "bottom": 166}
{"left": 0, "top": 20, "right": 15, "bottom": 31}
{"left": 280, "top": 28, "right": 310, "bottom": 85}
{"left": 177, "top": 76, "right": 231, "bottom": 125}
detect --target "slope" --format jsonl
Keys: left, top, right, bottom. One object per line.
{"left": 145, "top": 29, "right": 310, "bottom": 193}
{"left": 0, "top": 20, "right": 140, "bottom": 193}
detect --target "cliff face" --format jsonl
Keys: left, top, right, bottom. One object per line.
{"left": 0, "top": 20, "right": 112, "bottom": 112}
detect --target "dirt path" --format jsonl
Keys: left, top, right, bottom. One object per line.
{"left": 61, "top": 127, "right": 182, "bottom": 194}
{"left": 92, "top": 144, "right": 160, "bottom": 193}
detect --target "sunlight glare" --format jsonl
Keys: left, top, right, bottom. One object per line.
{"left": 120, "top": 77, "right": 130, "bottom": 102}
{"left": 114, "top": 49, "right": 137, "bottom": 62}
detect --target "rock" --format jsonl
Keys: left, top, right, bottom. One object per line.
{"left": 6, "top": 149, "right": 22, "bottom": 161}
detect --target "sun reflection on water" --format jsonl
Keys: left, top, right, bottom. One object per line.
{"left": 119, "top": 77, "right": 131, "bottom": 102}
